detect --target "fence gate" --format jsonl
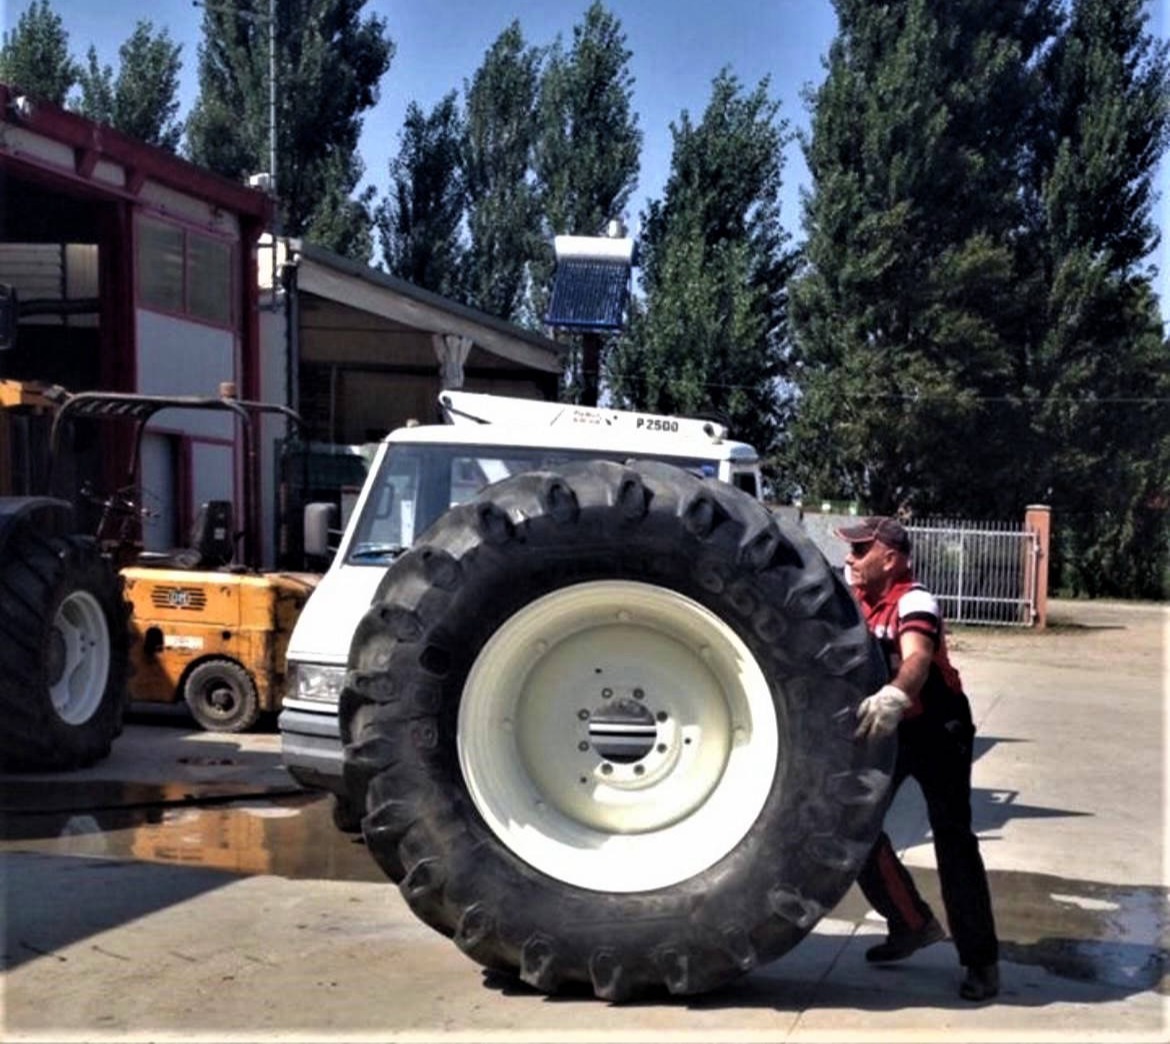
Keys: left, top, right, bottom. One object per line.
{"left": 907, "top": 519, "right": 1040, "bottom": 626}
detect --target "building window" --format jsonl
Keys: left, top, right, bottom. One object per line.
{"left": 137, "top": 216, "right": 234, "bottom": 326}
{"left": 187, "top": 234, "right": 232, "bottom": 325}
{"left": 138, "top": 220, "right": 184, "bottom": 313}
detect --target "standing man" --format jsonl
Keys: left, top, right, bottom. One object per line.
{"left": 838, "top": 516, "right": 999, "bottom": 1001}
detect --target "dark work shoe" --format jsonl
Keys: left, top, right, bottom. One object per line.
{"left": 960, "top": 963, "right": 1000, "bottom": 1001}
{"left": 865, "top": 916, "right": 946, "bottom": 963}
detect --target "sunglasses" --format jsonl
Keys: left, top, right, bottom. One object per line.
{"left": 849, "top": 541, "right": 875, "bottom": 558}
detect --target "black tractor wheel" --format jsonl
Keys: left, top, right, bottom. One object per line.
{"left": 340, "top": 460, "right": 894, "bottom": 1000}
{"left": 182, "top": 658, "right": 260, "bottom": 733}
{"left": 331, "top": 793, "right": 365, "bottom": 833}
{"left": 0, "top": 525, "right": 129, "bottom": 771}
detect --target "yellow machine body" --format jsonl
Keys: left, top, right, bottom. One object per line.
{"left": 122, "top": 566, "right": 319, "bottom": 712}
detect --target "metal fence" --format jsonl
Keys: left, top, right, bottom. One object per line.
{"left": 907, "top": 518, "right": 1039, "bottom": 627}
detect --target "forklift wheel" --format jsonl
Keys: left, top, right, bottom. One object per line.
{"left": 183, "top": 658, "right": 260, "bottom": 733}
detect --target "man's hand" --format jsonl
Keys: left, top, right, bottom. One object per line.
{"left": 855, "top": 684, "right": 912, "bottom": 740}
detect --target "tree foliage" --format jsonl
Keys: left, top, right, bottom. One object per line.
{"left": 533, "top": 2, "right": 641, "bottom": 395}
{"left": 75, "top": 22, "right": 184, "bottom": 151}
{"left": 535, "top": 3, "right": 641, "bottom": 242}
{"left": 788, "top": 0, "right": 1055, "bottom": 516}
{"left": 0, "top": 0, "right": 78, "bottom": 105}
{"left": 1026, "top": 0, "right": 1170, "bottom": 596}
{"left": 789, "top": 0, "right": 1170, "bottom": 597}
{"left": 608, "top": 71, "right": 796, "bottom": 472}
{"left": 186, "top": 0, "right": 393, "bottom": 261}
{"left": 377, "top": 92, "right": 466, "bottom": 299}
{"left": 461, "top": 21, "right": 543, "bottom": 321}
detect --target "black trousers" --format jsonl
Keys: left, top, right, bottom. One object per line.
{"left": 856, "top": 711, "right": 999, "bottom": 967}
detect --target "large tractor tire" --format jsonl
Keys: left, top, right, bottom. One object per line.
{"left": 340, "top": 460, "right": 894, "bottom": 1000}
{"left": 0, "top": 523, "right": 130, "bottom": 771}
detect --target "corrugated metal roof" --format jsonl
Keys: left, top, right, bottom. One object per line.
{"left": 545, "top": 259, "right": 630, "bottom": 331}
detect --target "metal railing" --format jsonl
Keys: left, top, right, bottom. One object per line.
{"left": 907, "top": 519, "right": 1039, "bottom": 626}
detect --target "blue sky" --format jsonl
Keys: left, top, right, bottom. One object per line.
{"left": 24, "top": 0, "right": 1170, "bottom": 316}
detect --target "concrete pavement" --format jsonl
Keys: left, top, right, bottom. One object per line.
{"left": 1, "top": 599, "right": 1166, "bottom": 1041}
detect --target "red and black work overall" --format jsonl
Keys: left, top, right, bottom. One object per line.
{"left": 857, "top": 579, "right": 999, "bottom": 968}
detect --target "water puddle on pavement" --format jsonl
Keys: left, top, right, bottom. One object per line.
{"left": 0, "top": 782, "right": 385, "bottom": 883}
{"left": 987, "top": 868, "right": 1169, "bottom": 993}
{"left": 1, "top": 781, "right": 1166, "bottom": 992}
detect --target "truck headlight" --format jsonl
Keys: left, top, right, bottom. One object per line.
{"left": 290, "top": 663, "right": 347, "bottom": 705}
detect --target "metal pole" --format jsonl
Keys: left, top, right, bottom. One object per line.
{"left": 268, "top": 0, "right": 277, "bottom": 202}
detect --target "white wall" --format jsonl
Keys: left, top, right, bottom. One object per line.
{"left": 135, "top": 307, "right": 239, "bottom": 552}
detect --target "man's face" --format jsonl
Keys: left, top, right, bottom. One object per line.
{"left": 845, "top": 539, "right": 896, "bottom": 594}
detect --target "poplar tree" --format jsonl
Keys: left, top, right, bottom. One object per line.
{"left": 791, "top": 0, "right": 1169, "bottom": 596}
{"left": 377, "top": 92, "right": 466, "bottom": 299}
{"left": 607, "top": 71, "right": 796, "bottom": 469}
{"left": 1027, "top": 0, "right": 1170, "bottom": 596}
{"left": 75, "top": 22, "right": 184, "bottom": 151}
{"left": 787, "top": 0, "right": 1057, "bottom": 515}
{"left": 462, "top": 21, "right": 542, "bottom": 321}
{"left": 534, "top": 2, "right": 642, "bottom": 395}
{"left": 0, "top": 0, "right": 78, "bottom": 105}
{"left": 535, "top": 3, "right": 640, "bottom": 244}
{"left": 186, "top": 0, "right": 393, "bottom": 260}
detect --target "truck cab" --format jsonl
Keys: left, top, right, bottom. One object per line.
{"left": 278, "top": 392, "right": 763, "bottom": 814}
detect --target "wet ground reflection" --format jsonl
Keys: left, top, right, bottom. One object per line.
{"left": 1, "top": 782, "right": 1165, "bottom": 993}
{"left": 0, "top": 783, "right": 384, "bottom": 883}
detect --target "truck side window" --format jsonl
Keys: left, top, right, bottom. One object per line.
{"left": 733, "top": 472, "right": 759, "bottom": 497}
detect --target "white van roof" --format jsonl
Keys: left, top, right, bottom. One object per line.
{"left": 384, "top": 391, "right": 758, "bottom": 463}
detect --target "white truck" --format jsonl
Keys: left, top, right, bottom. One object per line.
{"left": 279, "top": 391, "right": 765, "bottom": 822}
{"left": 280, "top": 390, "right": 891, "bottom": 1001}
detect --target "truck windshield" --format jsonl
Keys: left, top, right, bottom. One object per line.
{"left": 344, "top": 442, "right": 718, "bottom": 565}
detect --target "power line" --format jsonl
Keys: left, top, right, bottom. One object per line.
{"left": 631, "top": 376, "right": 1170, "bottom": 403}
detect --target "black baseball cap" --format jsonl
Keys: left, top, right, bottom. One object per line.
{"left": 835, "top": 516, "right": 911, "bottom": 554}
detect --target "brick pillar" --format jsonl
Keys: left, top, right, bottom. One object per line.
{"left": 1026, "top": 504, "right": 1051, "bottom": 629}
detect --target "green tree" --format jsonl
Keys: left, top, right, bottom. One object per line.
{"left": 376, "top": 93, "right": 466, "bottom": 299}
{"left": 186, "top": 0, "right": 394, "bottom": 260}
{"left": 462, "top": 21, "right": 542, "bottom": 321}
{"left": 534, "top": 2, "right": 642, "bottom": 396}
{"left": 1026, "top": 0, "right": 1170, "bottom": 597}
{"left": 787, "top": 0, "right": 1057, "bottom": 515}
{"left": 75, "top": 22, "right": 183, "bottom": 151}
{"left": 607, "top": 71, "right": 796, "bottom": 470}
{"left": 0, "top": 0, "right": 78, "bottom": 105}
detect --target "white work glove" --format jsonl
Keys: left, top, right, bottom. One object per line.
{"left": 855, "top": 684, "right": 912, "bottom": 740}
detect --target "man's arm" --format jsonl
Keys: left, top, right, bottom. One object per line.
{"left": 890, "top": 629, "right": 934, "bottom": 700}
{"left": 855, "top": 630, "right": 935, "bottom": 740}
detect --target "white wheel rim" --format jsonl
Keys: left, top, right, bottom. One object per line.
{"left": 48, "top": 590, "right": 111, "bottom": 725}
{"left": 457, "top": 580, "right": 779, "bottom": 892}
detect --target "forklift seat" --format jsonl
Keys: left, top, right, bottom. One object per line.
{"left": 190, "top": 500, "right": 236, "bottom": 568}
{"left": 136, "top": 500, "right": 236, "bottom": 570}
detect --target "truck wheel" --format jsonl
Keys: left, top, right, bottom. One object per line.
{"left": 0, "top": 526, "right": 129, "bottom": 771}
{"left": 183, "top": 658, "right": 260, "bottom": 733}
{"left": 340, "top": 460, "right": 894, "bottom": 1000}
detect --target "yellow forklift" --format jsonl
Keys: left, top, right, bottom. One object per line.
{"left": 46, "top": 385, "right": 320, "bottom": 732}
